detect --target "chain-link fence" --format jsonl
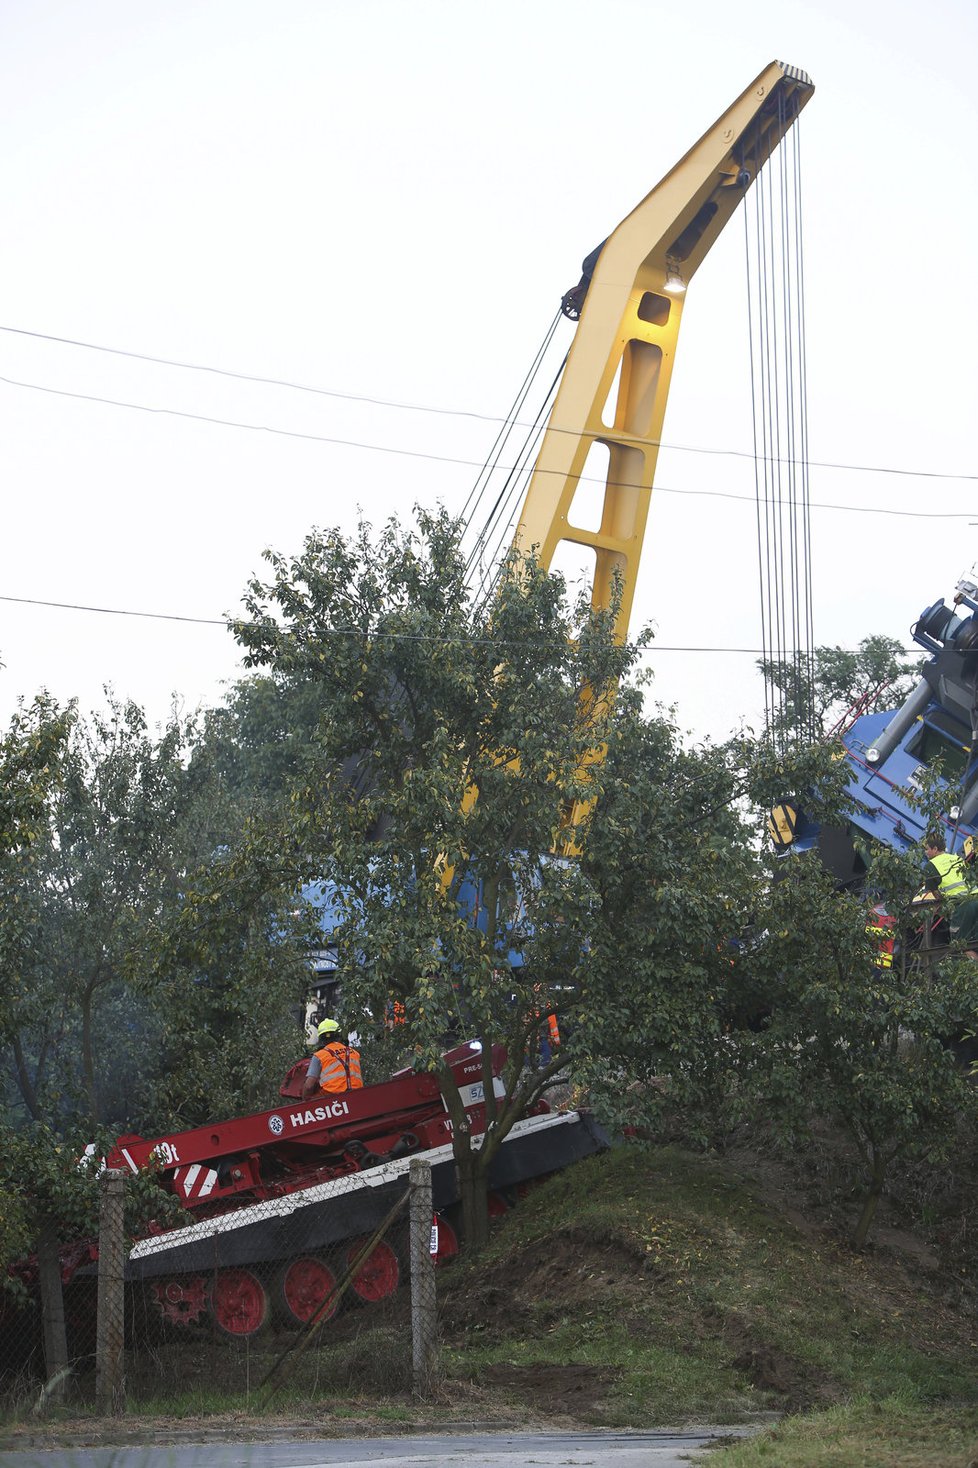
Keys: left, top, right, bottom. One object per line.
{"left": 0, "top": 1158, "right": 441, "bottom": 1416}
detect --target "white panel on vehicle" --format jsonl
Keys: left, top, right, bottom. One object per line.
{"left": 446, "top": 1077, "right": 507, "bottom": 1111}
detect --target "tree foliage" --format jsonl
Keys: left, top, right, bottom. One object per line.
{"left": 0, "top": 697, "right": 74, "bottom": 1124}
{"left": 740, "top": 754, "right": 978, "bottom": 1245}
{"left": 0, "top": 1119, "right": 182, "bottom": 1279}
{"left": 759, "top": 635, "right": 919, "bottom": 742}
{"left": 0, "top": 695, "right": 312, "bottom": 1137}
{"left": 577, "top": 701, "right": 763, "bottom": 1142}
{"left": 1, "top": 505, "right": 971, "bottom": 1291}
{"left": 0, "top": 696, "right": 72, "bottom": 857}
{"left": 195, "top": 672, "right": 324, "bottom": 814}
{"left": 233, "top": 509, "right": 688, "bottom": 1241}
{"left": 0, "top": 692, "right": 314, "bottom": 1380}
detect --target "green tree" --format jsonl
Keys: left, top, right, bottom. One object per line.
{"left": 1, "top": 697, "right": 197, "bottom": 1128}
{"left": 0, "top": 695, "right": 72, "bottom": 855}
{"left": 136, "top": 830, "right": 317, "bottom": 1128}
{"left": 759, "top": 635, "right": 919, "bottom": 742}
{"left": 0, "top": 1119, "right": 183, "bottom": 1395}
{"left": 1, "top": 695, "right": 313, "bottom": 1136}
{"left": 739, "top": 756, "right": 978, "bottom": 1247}
{"left": 0, "top": 693, "right": 314, "bottom": 1391}
{"left": 195, "top": 672, "right": 324, "bottom": 814}
{"left": 0, "top": 697, "right": 73, "bottom": 1125}
{"left": 233, "top": 508, "right": 652, "bottom": 1245}
{"left": 577, "top": 699, "right": 764, "bottom": 1147}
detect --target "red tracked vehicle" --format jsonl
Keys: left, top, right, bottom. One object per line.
{"left": 96, "top": 1041, "right": 606, "bottom": 1339}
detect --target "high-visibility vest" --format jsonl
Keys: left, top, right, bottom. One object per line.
{"left": 929, "top": 851, "right": 972, "bottom": 899}
{"left": 866, "top": 907, "right": 895, "bottom": 968}
{"left": 313, "top": 1041, "right": 363, "bottom": 1094}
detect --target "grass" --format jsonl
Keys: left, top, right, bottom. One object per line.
{"left": 4, "top": 1140, "right": 976, "bottom": 1461}
{"left": 457, "top": 1326, "right": 747, "bottom": 1426}
{"left": 439, "top": 1143, "right": 978, "bottom": 1426}
{"left": 715, "top": 1396, "right": 978, "bottom": 1466}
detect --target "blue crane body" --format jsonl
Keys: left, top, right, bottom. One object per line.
{"left": 778, "top": 566, "right": 978, "bottom": 879}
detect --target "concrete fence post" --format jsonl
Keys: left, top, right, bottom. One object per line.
{"left": 95, "top": 1169, "right": 127, "bottom": 1415}
{"left": 408, "top": 1157, "right": 439, "bottom": 1397}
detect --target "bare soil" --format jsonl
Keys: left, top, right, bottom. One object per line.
{"left": 439, "top": 1231, "right": 845, "bottom": 1416}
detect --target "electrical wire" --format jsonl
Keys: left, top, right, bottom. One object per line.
{"left": 0, "top": 593, "right": 225, "bottom": 625}
{"left": 0, "top": 591, "right": 923, "bottom": 656}
{"left": 459, "top": 309, "right": 566, "bottom": 604}
{"left": 0, "top": 371, "right": 971, "bottom": 524}
{"left": 0, "top": 371, "right": 486, "bottom": 464}
{"left": 1, "top": 322, "right": 975, "bottom": 484}
{"left": 745, "top": 169, "right": 769, "bottom": 735}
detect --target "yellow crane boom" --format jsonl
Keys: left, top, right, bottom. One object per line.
{"left": 513, "top": 60, "right": 814, "bottom": 643}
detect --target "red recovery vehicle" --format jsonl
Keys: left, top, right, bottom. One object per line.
{"left": 95, "top": 1041, "right": 606, "bottom": 1339}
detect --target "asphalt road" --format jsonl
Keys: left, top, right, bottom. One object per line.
{"left": 0, "top": 1427, "right": 752, "bottom": 1467}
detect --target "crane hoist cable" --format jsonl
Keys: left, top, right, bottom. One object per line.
{"left": 460, "top": 311, "right": 567, "bottom": 607}
{"left": 466, "top": 356, "right": 567, "bottom": 617}
{"left": 462, "top": 352, "right": 566, "bottom": 610}
{"left": 746, "top": 99, "right": 814, "bottom": 749}
{"left": 334, "top": 314, "right": 569, "bottom": 814}
{"left": 459, "top": 309, "right": 563, "bottom": 532}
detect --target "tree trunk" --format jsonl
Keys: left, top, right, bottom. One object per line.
{"left": 81, "top": 980, "right": 99, "bottom": 1123}
{"left": 456, "top": 1145, "right": 490, "bottom": 1251}
{"left": 852, "top": 1149, "right": 887, "bottom": 1250}
{"left": 37, "top": 1216, "right": 69, "bottom": 1406}
{"left": 12, "top": 1033, "right": 41, "bottom": 1121}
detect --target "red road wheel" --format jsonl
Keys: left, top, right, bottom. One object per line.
{"left": 208, "top": 1267, "right": 270, "bottom": 1339}
{"left": 149, "top": 1274, "right": 208, "bottom": 1328}
{"left": 345, "top": 1238, "right": 400, "bottom": 1304}
{"left": 273, "top": 1255, "right": 340, "bottom": 1327}
{"left": 431, "top": 1212, "right": 459, "bottom": 1267}
{"left": 487, "top": 1191, "right": 509, "bottom": 1219}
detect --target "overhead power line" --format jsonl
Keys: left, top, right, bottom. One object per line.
{"left": 0, "top": 323, "right": 482, "bottom": 419}
{"left": 0, "top": 593, "right": 922, "bottom": 658}
{"left": 0, "top": 593, "right": 225, "bottom": 626}
{"left": 0, "top": 371, "right": 974, "bottom": 522}
{"left": 1, "top": 322, "right": 975, "bottom": 484}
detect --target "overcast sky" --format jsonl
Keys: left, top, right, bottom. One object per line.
{"left": 2, "top": 0, "right": 975, "bottom": 743}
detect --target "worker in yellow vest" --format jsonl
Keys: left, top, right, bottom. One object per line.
{"left": 302, "top": 1018, "right": 363, "bottom": 1100}
{"left": 922, "top": 831, "right": 974, "bottom": 900}
{"left": 915, "top": 831, "right": 977, "bottom": 949}
{"left": 949, "top": 835, "right": 978, "bottom": 958}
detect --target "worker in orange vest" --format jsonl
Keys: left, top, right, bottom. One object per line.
{"left": 302, "top": 1019, "right": 364, "bottom": 1100}
{"left": 529, "top": 985, "right": 561, "bottom": 1065}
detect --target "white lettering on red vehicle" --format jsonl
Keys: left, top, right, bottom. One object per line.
{"left": 288, "top": 1100, "right": 351, "bottom": 1128}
